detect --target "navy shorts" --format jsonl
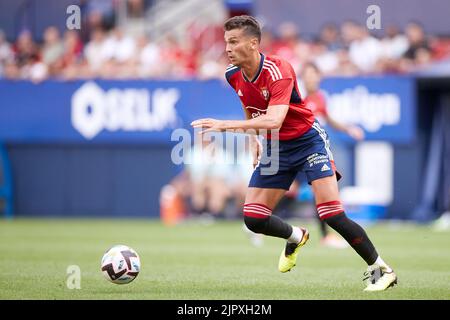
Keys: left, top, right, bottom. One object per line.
{"left": 248, "top": 121, "right": 342, "bottom": 190}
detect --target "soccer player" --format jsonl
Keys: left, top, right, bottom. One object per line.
{"left": 191, "top": 16, "right": 397, "bottom": 291}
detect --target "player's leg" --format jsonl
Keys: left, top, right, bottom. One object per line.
{"left": 245, "top": 134, "right": 312, "bottom": 271}
{"left": 244, "top": 186, "right": 309, "bottom": 272}
{"left": 301, "top": 120, "right": 396, "bottom": 290}
{"left": 306, "top": 178, "right": 344, "bottom": 247}
{"left": 311, "top": 175, "right": 397, "bottom": 291}
{"left": 243, "top": 187, "right": 294, "bottom": 238}
{"left": 244, "top": 143, "right": 303, "bottom": 240}
{"left": 318, "top": 215, "right": 349, "bottom": 248}
{"left": 310, "top": 179, "right": 348, "bottom": 249}
{"left": 311, "top": 175, "right": 378, "bottom": 261}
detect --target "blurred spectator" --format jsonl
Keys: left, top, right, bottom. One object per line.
{"left": 404, "top": 22, "right": 431, "bottom": 61}
{"left": 342, "top": 21, "right": 383, "bottom": 73}
{"left": 319, "top": 23, "right": 342, "bottom": 51}
{"left": 230, "top": 137, "right": 255, "bottom": 210}
{"left": 197, "top": 52, "right": 228, "bottom": 80}
{"left": 2, "top": 61, "right": 20, "bottom": 79}
{"left": 135, "top": 34, "right": 163, "bottom": 78}
{"left": 106, "top": 27, "right": 136, "bottom": 63}
{"left": 41, "top": 27, "right": 64, "bottom": 76}
{"left": 0, "top": 17, "right": 448, "bottom": 80}
{"left": 13, "top": 30, "right": 39, "bottom": 68}
{"left": 380, "top": 25, "right": 409, "bottom": 60}
{"left": 184, "top": 136, "right": 233, "bottom": 218}
{"left": 60, "top": 30, "right": 84, "bottom": 79}
{"left": 272, "top": 22, "right": 308, "bottom": 74}
{"left": 123, "top": 0, "right": 148, "bottom": 37}
{"left": 107, "top": 27, "right": 137, "bottom": 78}
{"left": 86, "top": 0, "right": 116, "bottom": 31}
{"left": 311, "top": 40, "right": 339, "bottom": 75}
{"left": 11, "top": 30, "right": 49, "bottom": 82}
{"left": 260, "top": 29, "right": 275, "bottom": 55}
{"left": 0, "top": 30, "right": 13, "bottom": 78}
{"left": 158, "top": 34, "right": 197, "bottom": 79}
{"left": 376, "top": 25, "right": 409, "bottom": 73}
{"left": 399, "top": 22, "right": 432, "bottom": 72}
{"left": 84, "top": 28, "right": 109, "bottom": 76}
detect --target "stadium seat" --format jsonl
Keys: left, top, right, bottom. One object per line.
{"left": 0, "top": 143, "right": 13, "bottom": 219}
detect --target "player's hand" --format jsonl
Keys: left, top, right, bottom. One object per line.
{"left": 347, "top": 125, "right": 365, "bottom": 141}
{"left": 250, "top": 136, "right": 263, "bottom": 168}
{"left": 191, "top": 118, "right": 226, "bottom": 134}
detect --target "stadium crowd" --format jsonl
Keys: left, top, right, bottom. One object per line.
{"left": 0, "top": 6, "right": 449, "bottom": 82}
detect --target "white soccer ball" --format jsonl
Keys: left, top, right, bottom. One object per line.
{"left": 101, "top": 245, "right": 140, "bottom": 284}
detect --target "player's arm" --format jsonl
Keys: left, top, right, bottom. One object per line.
{"left": 241, "top": 102, "right": 251, "bottom": 120}
{"left": 324, "top": 114, "right": 365, "bottom": 141}
{"left": 191, "top": 104, "right": 288, "bottom": 133}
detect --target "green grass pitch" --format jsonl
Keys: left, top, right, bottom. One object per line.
{"left": 0, "top": 218, "right": 449, "bottom": 299}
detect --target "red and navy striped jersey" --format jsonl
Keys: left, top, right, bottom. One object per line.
{"left": 225, "top": 53, "right": 315, "bottom": 140}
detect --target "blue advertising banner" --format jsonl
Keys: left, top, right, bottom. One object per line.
{"left": 0, "top": 79, "right": 241, "bottom": 143}
{"left": 0, "top": 77, "right": 416, "bottom": 144}
{"left": 320, "top": 76, "right": 416, "bottom": 143}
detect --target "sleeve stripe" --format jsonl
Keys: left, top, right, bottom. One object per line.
{"left": 263, "top": 66, "right": 278, "bottom": 81}
{"left": 226, "top": 67, "right": 238, "bottom": 72}
{"left": 225, "top": 66, "right": 240, "bottom": 84}
{"left": 264, "top": 60, "right": 282, "bottom": 80}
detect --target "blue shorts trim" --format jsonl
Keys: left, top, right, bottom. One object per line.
{"left": 248, "top": 121, "right": 341, "bottom": 190}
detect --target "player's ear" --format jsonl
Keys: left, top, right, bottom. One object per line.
{"left": 250, "top": 37, "right": 258, "bottom": 50}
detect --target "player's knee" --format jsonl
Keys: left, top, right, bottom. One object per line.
{"left": 243, "top": 203, "right": 272, "bottom": 234}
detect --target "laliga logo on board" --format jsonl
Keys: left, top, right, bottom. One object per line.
{"left": 325, "top": 86, "right": 401, "bottom": 132}
{"left": 71, "top": 82, "right": 180, "bottom": 139}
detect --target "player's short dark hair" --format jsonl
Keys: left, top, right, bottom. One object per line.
{"left": 224, "top": 15, "right": 261, "bottom": 43}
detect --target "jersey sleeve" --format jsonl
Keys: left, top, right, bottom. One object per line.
{"left": 268, "top": 78, "right": 294, "bottom": 106}
{"left": 225, "top": 65, "right": 239, "bottom": 89}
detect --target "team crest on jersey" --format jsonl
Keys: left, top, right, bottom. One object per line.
{"left": 261, "top": 88, "right": 269, "bottom": 100}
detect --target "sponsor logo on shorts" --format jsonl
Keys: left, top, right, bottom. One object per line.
{"left": 307, "top": 153, "right": 329, "bottom": 168}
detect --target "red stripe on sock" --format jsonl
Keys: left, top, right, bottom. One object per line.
{"left": 243, "top": 203, "right": 272, "bottom": 219}
{"left": 244, "top": 204, "right": 271, "bottom": 214}
{"left": 317, "top": 200, "right": 341, "bottom": 208}
{"left": 243, "top": 211, "right": 270, "bottom": 219}
{"left": 318, "top": 208, "right": 343, "bottom": 216}
{"left": 317, "top": 205, "right": 343, "bottom": 213}
{"left": 317, "top": 200, "right": 344, "bottom": 220}
{"left": 244, "top": 208, "right": 270, "bottom": 216}
{"left": 319, "top": 210, "right": 343, "bottom": 220}
{"left": 244, "top": 203, "right": 272, "bottom": 211}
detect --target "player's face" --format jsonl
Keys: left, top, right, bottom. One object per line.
{"left": 224, "top": 29, "right": 257, "bottom": 66}
{"left": 302, "top": 66, "right": 321, "bottom": 93}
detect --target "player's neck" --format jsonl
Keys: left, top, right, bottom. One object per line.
{"left": 241, "top": 51, "right": 261, "bottom": 81}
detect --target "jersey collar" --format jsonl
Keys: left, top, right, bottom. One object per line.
{"left": 242, "top": 53, "right": 265, "bottom": 83}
